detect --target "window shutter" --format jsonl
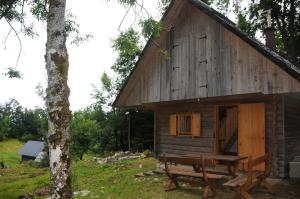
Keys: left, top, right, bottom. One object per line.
{"left": 191, "top": 113, "right": 201, "bottom": 137}
{"left": 169, "top": 114, "right": 177, "bottom": 136}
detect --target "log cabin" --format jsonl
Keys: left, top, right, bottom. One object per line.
{"left": 113, "top": 0, "right": 300, "bottom": 177}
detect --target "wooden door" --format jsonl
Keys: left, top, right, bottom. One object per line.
{"left": 238, "top": 103, "right": 265, "bottom": 171}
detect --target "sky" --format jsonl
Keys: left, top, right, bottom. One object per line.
{"left": 0, "top": 0, "right": 160, "bottom": 111}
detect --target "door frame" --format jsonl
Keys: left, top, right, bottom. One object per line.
{"left": 214, "top": 102, "right": 266, "bottom": 156}
{"left": 214, "top": 103, "right": 239, "bottom": 155}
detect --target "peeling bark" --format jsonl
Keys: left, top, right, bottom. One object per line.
{"left": 45, "top": 0, "right": 72, "bottom": 198}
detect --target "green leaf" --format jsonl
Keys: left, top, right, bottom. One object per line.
{"left": 3, "top": 68, "right": 22, "bottom": 79}
{"left": 140, "top": 18, "right": 163, "bottom": 39}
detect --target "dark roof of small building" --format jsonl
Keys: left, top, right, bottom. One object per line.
{"left": 18, "top": 141, "right": 45, "bottom": 158}
{"left": 113, "top": 0, "right": 300, "bottom": 106}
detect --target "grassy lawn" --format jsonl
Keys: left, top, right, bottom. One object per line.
{"left": 1, "top": 139, "right": 300, "bottom": 199}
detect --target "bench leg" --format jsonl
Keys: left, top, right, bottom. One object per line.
{"left": 233, "top": 187, "right": 252, "bottom": 199}
{"left": 240, "top": 191, "right": 252, "bottom": 199}
{"left": 165, "top": 175, "right": 179, "bottom": 191}
{"left": 203, "top": 186, "right": 214, "bottom": 199}
{"left": 260, "top": 180, "right": 274, "bottom": 194}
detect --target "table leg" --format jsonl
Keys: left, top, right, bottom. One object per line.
{"left": 227, "top": 162, "right": 238, "bottom": 178}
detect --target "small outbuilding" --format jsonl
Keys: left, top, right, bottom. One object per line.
{"left": 19, "top": 141, "right": 45, "bottom": 161}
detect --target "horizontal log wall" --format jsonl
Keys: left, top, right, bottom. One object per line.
{"left": 265, "top": 96, "right": 285, "bottom": 177}
{"left": 155, "top": 96, "right": 285, "bottom": 177}
{"left": 155, "top": 103, "right": 214, "bottom": 156}
{"left": 284, "top": 93, "right": 300, "bottom": 176}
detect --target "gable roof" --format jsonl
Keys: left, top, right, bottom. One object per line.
{"left": 18, "top": 141, "right": 45, "bottom": 158}
{"left": 113, "top": 0, "right": 300, "bottom": 106}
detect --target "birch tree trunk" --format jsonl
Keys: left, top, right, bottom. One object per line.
{"left": 45, "top": 0, "right": 72, "bottom": 198}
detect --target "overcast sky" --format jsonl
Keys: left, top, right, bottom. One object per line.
{"left": 0, "top": 0, "right": 160, "bottom": 111}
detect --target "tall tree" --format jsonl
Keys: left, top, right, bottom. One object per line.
{"left": 45, "top": 0, "right": 72, "bottom": 198}
{"left": 1, "top": 0, "right": 90, "bottom": 196}
{"left": 248, "top": 0, "right": 300, "bottom": 67}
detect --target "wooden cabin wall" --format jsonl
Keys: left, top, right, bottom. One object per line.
{"left": 154, "top": 97, "right": 286, "bottom": 177}
{"left": 155, "top": 103, "right": 215, "bottom": 155}
{"left": 265, "top": 96, "right": 285, "bottom": 177}
{"left": 116, "top": 2, "right": 300, "bottom": 107}
{"left": 283, "top": 93, "right": 300, "bottom": 176}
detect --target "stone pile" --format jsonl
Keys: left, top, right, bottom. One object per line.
{"left": 94, "top": 151, "right": 144, "bottom": 164}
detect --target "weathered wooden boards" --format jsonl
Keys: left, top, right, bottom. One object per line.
{"left": 238, "top": 103, "right": 265, "bottom": 171}
{"left": 283, "top": 93, "right": 300, "bottom": 174}
{"left": 115, "top": 2, "right": 300, "bottom": 107}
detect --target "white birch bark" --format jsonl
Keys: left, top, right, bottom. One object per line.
{"left": 45, "top": 0, "right": 72, "bottom": 198}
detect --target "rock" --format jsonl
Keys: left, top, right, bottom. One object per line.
{"left": 73, "top": 190, "right": 90, "bottom": 197}
{"left": 135, "top": 173, "right": 145, "bottom": 177}
{"left": 96, "top": 151, "right": 143, "bottom": 164}
{"left": 35, "top": 152, "right": 47, "bottom": 163}
{"left": 81, "top": 190, "right": 90, "bottom": 197}
{"left": 140, "top": 153, "right": 146, "bottom": 159}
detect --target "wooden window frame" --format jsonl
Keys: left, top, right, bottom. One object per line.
{"left": 169, "top": 112, "right": 201, "bottom": 137}
{"left": 177, "top": 113, "right": 193, "bottom": 136}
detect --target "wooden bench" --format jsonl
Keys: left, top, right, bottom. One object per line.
{"left": 223, "top": 153, "right": 273, "bottom": 199}
{"left": 159, "top": 154, "right": 224, "bottom": 199}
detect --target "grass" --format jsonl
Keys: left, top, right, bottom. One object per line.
{"left": 1, "top": 139, "right": 300, "bottom": 199}
{"left": 0, "top": 140, "right": 49, "bottom": 199}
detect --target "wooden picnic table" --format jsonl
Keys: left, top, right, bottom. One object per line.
{"left": 158, "top": 154, "right": 226, "bottom": 198}
{"left": 182, "top": 154, "right": 248, "bottom": 177}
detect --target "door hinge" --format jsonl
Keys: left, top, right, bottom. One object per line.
{"left": 172, "top": 44, "right": 180, "bottom": 48}
{"left": 199, "top": 59, "right": 207, "bottom": 64}
{"left": 199, "top": 35, "right": 207, "bottom": 40}
{"left": 199, "top": 84, "right": 207, "bottom": 88}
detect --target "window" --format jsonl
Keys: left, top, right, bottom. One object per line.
{"left": 178, "top": 114, "right": 192, "bottom": 135}
{"left": 169, "top": 113, "right": 201, "bottom": 137}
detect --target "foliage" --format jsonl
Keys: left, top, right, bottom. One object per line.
{"left": 3, "top": 67, "right": 23, "bottom": 79}
{"left": 111, "top": 28, "right": 141, "bottom": 88}
{"left": 247, "top": 0, "right": 300, "bottom": 67}
{"left": 158, "top": 0, "right": 172, "bottom": 13}
{"left": 71, "top": 110, "right": 101, "bottom": 160}
{"left": 140, "top": 17, "right": 163, "bottom": 39}
{"left": 0, "top": 116, "right": 11, "bottom": 141}
{"left": 116, "top": 0, "right": 137, "bottom": 7}
{"left": 101, "top": 72, "right": 112, "bottom": 93}
{"left": 0, "top": 99, "right": 47, "bottom": 142}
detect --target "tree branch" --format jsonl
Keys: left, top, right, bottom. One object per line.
{"left": 118, "top": 5, "right": 132, "bottom": 32}
{"left": 5, "top": 18, "right": 23, "bottom": 69}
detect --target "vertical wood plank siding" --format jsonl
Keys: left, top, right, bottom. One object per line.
{"left": 155, "top": 97, "right": 286, "bottom": 177}
{"left": 116, "top": 3, "right": 300, "bottom": 107}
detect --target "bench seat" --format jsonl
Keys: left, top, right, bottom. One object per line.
{"left": 223, "top": 172, "right": 263, "bottom": 187}
{"left": 169, "top": 168, "right": 225, "bottom": 179}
